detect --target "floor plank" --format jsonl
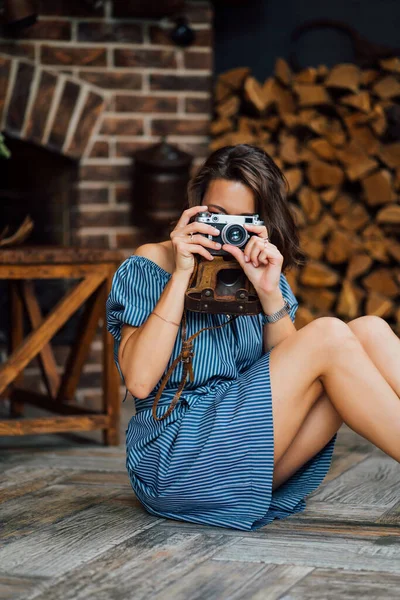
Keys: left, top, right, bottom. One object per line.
{"left": 0, "top": 402, "right": 398, "bottom": 599}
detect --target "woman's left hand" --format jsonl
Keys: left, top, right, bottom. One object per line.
{"left": 222, "top": 224, "right": 283, "bottom": 295}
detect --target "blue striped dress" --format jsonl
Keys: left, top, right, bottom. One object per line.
{"left": 106, "top": 254, "right": 337, "bottom": 531}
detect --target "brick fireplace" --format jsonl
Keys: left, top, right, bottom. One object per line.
{"left": 0, "top": 0, "right": 213, "bottom": 412}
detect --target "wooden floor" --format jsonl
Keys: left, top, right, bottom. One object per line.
{"left": 1, "top": 400, "right": 400, "bottom": 600}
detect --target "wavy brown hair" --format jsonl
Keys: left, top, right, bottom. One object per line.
{"left": 168, "top": 143, "right": 307, "bottom": 273}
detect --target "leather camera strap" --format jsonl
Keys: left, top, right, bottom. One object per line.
{"left": 151, "top": 256, "right": 240, "bottom": 421}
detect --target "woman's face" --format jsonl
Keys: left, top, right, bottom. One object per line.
{"left": 202, "top": 178, "right": 256, "bottom": 216}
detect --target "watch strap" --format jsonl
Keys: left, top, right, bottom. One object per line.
{"left": 261, "top": 298, "right": 291, "bottom": 324}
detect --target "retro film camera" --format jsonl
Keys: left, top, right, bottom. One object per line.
{"left": 184, "top": 211, "right": 266, "bottom": 317}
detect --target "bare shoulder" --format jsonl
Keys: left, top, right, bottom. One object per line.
{"left": 133, "top": 241, "right": 174, "bottom": 273}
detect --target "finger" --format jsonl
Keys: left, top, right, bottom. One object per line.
{"left": 251, "top": 238, "right": 271, "bottom": 265}
{"left": 257, "top": 249, "right": 270, "bottom": 265}
{"left": 188, "top": 233, "right": 222, "bottom": 251}
{"left": 244, "top": 223, "right": 269, "bottom": 237}
{"left": 249, "top": 244, "right": 264, "bottom": 267}
{"left": 183, "top": 242, "right": 214, "bottom": 261}
{"left": 222, "top": 244, "right": 246, "bottom": 269}
{"left": 176, "top": 204, "right": 208, "bottom": 229}
{"left": 243, "top": 237, "right": 257, "bottom": 263}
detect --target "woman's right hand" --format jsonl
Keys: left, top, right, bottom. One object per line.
{"left": 170, "top": 205, "right": 222, "bottom": 276}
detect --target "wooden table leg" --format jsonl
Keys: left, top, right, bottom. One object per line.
{"left": 9, "top": 281, "right": 24, "bottom": 417}
{"left": 102, "top": 267, "right": 120, "bottom": 446}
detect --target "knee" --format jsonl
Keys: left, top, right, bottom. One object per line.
{"left": 307, "top": 316, "right": 358, "bottom": 351}
{"left": 347, "top": 315, "right": 392, "bottom": 346}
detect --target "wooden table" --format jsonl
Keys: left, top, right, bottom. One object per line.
{"left": 0, "top": 246, "right": 124, "bottom": 445}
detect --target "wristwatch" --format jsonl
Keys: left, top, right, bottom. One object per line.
{"left": 262, "top": 298, "right": 291, "bottom": 323}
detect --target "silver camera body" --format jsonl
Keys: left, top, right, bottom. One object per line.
{"left": 194, "top": 211, "right": 264, "bottom": 257}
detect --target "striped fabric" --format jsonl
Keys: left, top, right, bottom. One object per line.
{"left": 106, "top": 255, "right": 337, "bottom": 531}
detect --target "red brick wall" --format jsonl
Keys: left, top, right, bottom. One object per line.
{"left": 0, "top": 0, "right": 213, "bottom": 256}
{"left": 0, "top": 1, "right": 213, "bottom": 414}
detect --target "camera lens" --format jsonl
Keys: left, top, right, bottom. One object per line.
{"left": 222, "top": 224, "right": 247, "bottom": 246}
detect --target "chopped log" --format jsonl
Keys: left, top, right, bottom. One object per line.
{"left": 362, "top": 224, "right": 390, "bottom": 263}
{"left": 289, "top": 204, "right": 307, "bottom": 227}
{"left": 218, "top": 67, "right": 251, "bottom": 90}
{"left": 326, "top": 229, "right": 363, "bottom": 264}
{"left": 210, "top": 117, "right": 232, "bottom": 135}
{"left": 338, "top": 203, "right": 370, "bottom": 231}
{"left": 332, "top": 194, "right": 352, "bottom": 215}
{"left": 346, "top": 158, "right": 378, "bottom": 182}
{"left": 274, "top": 57, "right": 292, "bottom": 86}
{"left": 320, "top": 187, "right": 339, "bottom": 204}
{"left": 280, "top": 112, "right": 301, "bottom": 128}
{"left": 279, "top": 135, "right": 304, "bottom": 164}
{"left": 293, "top": 67, "right": 318, "bottom": 84}
{"left": 293, "top": 84, "right": 331, "bottom": 107}
{"left": 340, "top": 91, "right": 371, "bottom": 113}
{"left": 300, "top": 287, "right": 336, "bottom": 311}
{"left": 350, "top": 125, "right": 380, "bottom": 154}
{"left": 335, "top": 141, "right": 378, "bottom": 181}
{"left": 307, "top": 139, "right": 336, "bottom": 161}
{"left": 369, "top": 104, "right": 387, "bottom": 136}
{"left": 373, "top": 75, "right": 400, "bottom": 99}
{"left": 307, "top": 213, "right": 336, "bottom": 239}
{"left": 298, "top": 186, "right": 321, "bottom": 222}
{"left": 395, "top": 168, "right": 400, "bottom": 191}
{"left": 283, "top": 168, "right": 303, "bottom": 195}
{"left": 362, "top": 170, "right": 396, "bottom": 205}
{"left": 340, "top": 110, "right": 369, "bottom": 132}
{"left": 237, "top": 116, "right": 264, "bottom": 134}
{"left": 259, "top": 141, "right": 276, "bottom": 156}
{"left": 376, "top": 204, "right": 400, "bottom": 225}
{"left": 216, "top": 95, "right": 240, "bottom": 118}
{"left": 214, "top": 80, "right": 232, "bottom": 103}
{"left": 337, "top": 279, "right": 360, "bottom": 318}
{"left": 360, "top": 69, "right": 380, "bottom": 86}
{"left": 317, "top": 64, "right": 329, "bottom": 78}
{"left": 306, "top": 115, "right": 346, "bottom": 147}
{"left": 346, "top": 253, "right": 373, "bottom": 280}
{"left": 387, "top": 239, "right": 400, "bottom": 262}
{"left": 378, "top": 142, "right": 400, "bottom": 169}
{"left": 295, "top": 306, "right": 315, "bottom": 327}
{"left": 261, "top": 115, "right": 280, "bottom": 132}
{"left": 270, "top": 79, "right": 296, "bottom": 115}
{"left": 363, "top": 268, "right": 399, "bottom": 297}
{"left": 380, "top": 57, "right": 400, "bottom": 73}
{"left": 306, "top": 159, "right": 344, "bottom": 188}
{"left": 208, "top": 131, "right": 257, "bottom": 151}
{"left": 366, "top": 291, "right": 394, "bottom": 318}
{"left": 325, "top": 63, "right": 361, "bottom": 93}
{"left": 299, "top": 231, "right": 324, "bottom": 259}
{"left": 300, "top": 260, "right": 340, "bottom": 286}
{"left": 243, "top": 76, "right": 269, "bottom": 112}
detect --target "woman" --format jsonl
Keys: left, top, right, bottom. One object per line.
{"left": 106, "top": 144, "right": 400, "bottom": 531}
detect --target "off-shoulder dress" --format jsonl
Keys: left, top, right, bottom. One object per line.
{"left": 106, "top": 254, "right": 337, "bottom": 531}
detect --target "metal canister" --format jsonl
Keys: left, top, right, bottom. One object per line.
{"left": 131, "top": 138, "right": 193, "bottom": 235}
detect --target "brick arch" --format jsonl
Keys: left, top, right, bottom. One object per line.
{"left": 0, "top": 53, "right": 108, "bottom": 160}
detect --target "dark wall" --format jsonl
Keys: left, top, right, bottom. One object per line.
{"left": 213, "top": 0, "right": 400, "bottom": 79}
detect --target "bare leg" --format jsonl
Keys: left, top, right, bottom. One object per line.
{"left": 319, "top": 324, "right": 400, "bottom": 461}
{"left": 347, "top": 315, "right": 400, "bottom": 396}
{"left": 272, "top": 315, "right": 400, "bottom": 490}
{"left": 272, "top": 386, "right": 342, "bottom": 491}
{"left": 268, "top": 317, "right": 400, "bottom": 470}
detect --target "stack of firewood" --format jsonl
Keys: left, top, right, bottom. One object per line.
{"left": 210, "top": 58, "right": 400, "bottom": 332}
